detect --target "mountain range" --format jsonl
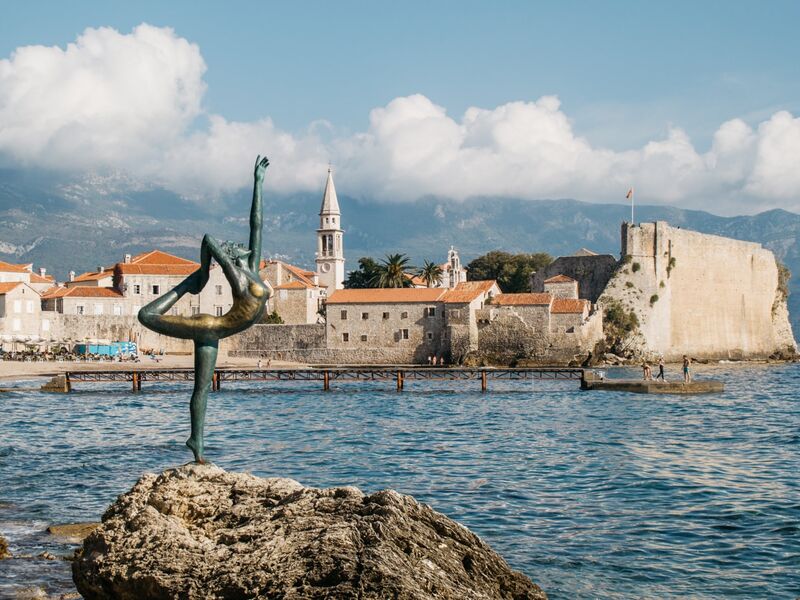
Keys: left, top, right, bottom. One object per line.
{"left": 2, "top": 168, "right": 799, "bottom": 334}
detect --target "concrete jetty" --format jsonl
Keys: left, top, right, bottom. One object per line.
{"left": 581, "top": 372, "right": 723, "bottom": 394}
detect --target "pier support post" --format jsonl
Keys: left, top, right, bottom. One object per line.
{"left": 396, "top": 370, "right": 404, "bottom": 392}
{"left": 323, "top": 371, "right": 330, "bottom": 391}
{"left": 481, "top": 371, "right": 487, "bottom": 392}
{"left": 132, "top": 372, "right": 139, "bottom": 392}
{"left": 212, "top": 371, "right": 220, "bottom": 392}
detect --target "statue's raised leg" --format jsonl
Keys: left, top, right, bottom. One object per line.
{"left": 186, "top": 339, "right": 218, "bottom": 463}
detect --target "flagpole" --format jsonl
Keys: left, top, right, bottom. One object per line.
{"left": 631, "top": 188, "right": 634, "bottom": 224}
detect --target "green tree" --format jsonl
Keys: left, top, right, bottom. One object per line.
{"left": 466, "top": 250, "right": 552, "bottom": 292}
{"left": 373, "top": 253, "right": 414, "bottom": 288}
{"left": 263, "top": 310, "right": 284, "bottom": 324}
{"left": 344, "top": 257, "right": 381, "bottom": 288}
{"left": 417, "top": 260, "right": 444, "bottom": 287}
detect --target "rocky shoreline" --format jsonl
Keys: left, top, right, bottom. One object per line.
{"left": 73, "top": 464, "right": 546, "bottom": 600}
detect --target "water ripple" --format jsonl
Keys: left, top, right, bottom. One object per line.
{"left": 0, "top": 365, "right": 798, "bottom": 598}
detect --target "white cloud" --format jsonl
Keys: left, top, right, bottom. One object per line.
{"left": 1, "top": 24, "right": 800, "bottom": 214}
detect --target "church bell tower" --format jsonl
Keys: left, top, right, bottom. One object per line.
{"left": 316, "top": 168, "right": 345, "bottom": 291}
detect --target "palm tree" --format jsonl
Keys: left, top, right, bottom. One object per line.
{"left": 372, "top": 253, "right": 414, "bottom": 288}
{"left": 417, "top": 260, "right": 444, "bottom": 288}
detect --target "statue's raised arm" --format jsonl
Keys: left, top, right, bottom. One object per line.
{"left": 248, "top": 156, "right": 269, "bottom": 272}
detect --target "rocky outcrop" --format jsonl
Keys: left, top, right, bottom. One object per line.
{"left": 0, "top": 534, "right": 10, "bottom": 559}
{"left": 73, "top": 464, "right": 546, "bottom": 600}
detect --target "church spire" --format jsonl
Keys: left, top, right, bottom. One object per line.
{"left": 319, "top": 167, "right": 340, "bottom": 216}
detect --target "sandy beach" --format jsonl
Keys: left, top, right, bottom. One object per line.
{"left": 0, "top": 355, "right": 306, "bottom": 382}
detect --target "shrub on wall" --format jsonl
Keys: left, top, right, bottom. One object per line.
{"left": 632, "top": 262, "right": 641, "bottom": 273}
{"left": 264, "top": 310, "right": 284, "bottom": 324}
{"left": 650, "top": 294, "right": 659, "bottom": 305}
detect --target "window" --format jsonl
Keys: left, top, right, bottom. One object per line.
{"left": 426, "top": 307, "right": 436, "bottom": 318}
{"left": 152, "top": 285, "right": 160, "bottom": 295}
{"left": 340, "top": 310, "right": 348, "bottom": 320}
{"left": 133, "top": 284, "right": 141, "bottom": 295}
{"left": 42, "top": 319, "right": 50, "bottom": 332}
{"left": 426, "top": 331, "right": 434, "bottom": 340}
{"left": 342, "top": 332, "right": 349, "bottom": 342}
{"left": 171, "top": 308, "right": 179, "bottom": 316}
{"left": 215, "top": 285, "right": 223, "bottom": 296}
{"left": 215, "top": 306, "right": 223, "bottom": 317}
{"left": 12, "top": 318, "right": 21, "bottom": 331}
{"left": 191, "top": 306, "right": 200, "bottom": 316}
{"left": 401, "top": 329, "right": 409, "bottom": 340}
{"left": 360, "top": 334, "right": 368, "bottom": 342}
{"left": 76, "top": 305, "right": 85, "bottom": 315}
{"left": 383, "top": 312, "right": 390, "bottom": 320}
{"left": 401, "top": 311, "right": 408, "bottom": 319}
{"left": 279, "top": 290, "right": 288, "bottom": 300}
{"left": 13, "top": 300, "right": 21, "bottom": 313}
{"left": 94, "top": 304, "right": 103, "bottom": 315}
{"left": 113, "top": 304, "right": 122, "bottom": 316}
{"left": 361, "top": 312, "right": 369, "bottom": 320}
{"left": 26, "top": 300, "right": 34, "bottom": 313}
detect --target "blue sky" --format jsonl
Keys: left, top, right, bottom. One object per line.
{"left": 1, "top": 1, "right": 799, "bottom": 213}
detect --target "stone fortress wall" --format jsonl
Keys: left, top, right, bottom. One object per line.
{"left": 601, "top": 221, "right": 797, "bottom": 360}
{"left": 530, "top": 254, "right": 617, "bottom": 303}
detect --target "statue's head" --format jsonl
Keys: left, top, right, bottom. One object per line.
{"left": 221, "top": 241, "right": 252, "bottom": 268}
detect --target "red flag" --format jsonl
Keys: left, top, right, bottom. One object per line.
{"left": 626, "top": 188, "right": 633, "bottom": 200}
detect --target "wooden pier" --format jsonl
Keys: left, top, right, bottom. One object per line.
{"left": 51, "top": 367, "right": 586, "bottom": 393}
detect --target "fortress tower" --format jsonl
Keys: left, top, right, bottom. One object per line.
{"left": 315, "top": 168, "right": 345, "bottom": 291}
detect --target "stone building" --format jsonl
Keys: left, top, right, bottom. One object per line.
{"left": 0, "top": 282, "right": 50, "bottom": 350}
{"left": 316, "top": 168, "right": 345, "bottom": 292}
{"left": 41, "top": 286, "right": 126, "bottom": 316}
{"left": 260, "top": 259, "right": 325, "bottom": 324}
{"left": 324, "top": 288, "right": 447, "bottom": 361}
{"left": 0, "top": 260, "right": 55, "bottom": 293}
{"left": 543, "top": 274, "right": 579, "bottom": 299}
{"left": 530, "top": 250, "right": 617, "bottom": 303}
{"left": 476, "top": 291, "right": 603, "bottom": 364}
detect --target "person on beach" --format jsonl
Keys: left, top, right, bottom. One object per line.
{"left": 683, "top": 355, "right": 691, "bottom": 383}
{"left": 642, "top": 360, "right": 652, "bottom": 380}
{"left": 656, "top": 357, "right": 665, "bottom": 381}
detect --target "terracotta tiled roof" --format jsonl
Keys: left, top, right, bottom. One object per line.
{"left": 551, "top": 298, "right": 589, "bottom": 314}
{"left": 73, "top": 270, "right": 114, "bottom": 282}
{"left": 493, "top": 293, "right": 552, "bottom": 306}
{"left": 117, "top": 264, "right": 198, "bottom": 276}
{"left": 282, "top": 263, "right": 316, "bottom": 287}
{"left": 544, "top": 274, "right": 576, "bottom": 284}
{"left": 130, "top": 250, "right": 196, "bottom": 265}
{"left": 458, "top": 280, "right": 498, "bottom": 293}
{"left": 274, "top": 281, "right": 311, "bottom": 290}
{"left": 41, "top": 286, "right": 123, "bottom": 299}
{"left": 0, "top": 261, "right": 30, "bottom": 273}
{"left": 29, "top": 272, "right": 55, "bottom": 284}
{"left": 326, "top": 288, "right": 447, "bottom": 304}
{"left": 441, "top": 280, "right": 499, "bottom": 304}
{"left": 0, "top": 282, "right": 23, "bottom": 294}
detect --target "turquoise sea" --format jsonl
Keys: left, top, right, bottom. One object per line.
{"left": 0, "top": 364, "right": 798, "bottom": 599}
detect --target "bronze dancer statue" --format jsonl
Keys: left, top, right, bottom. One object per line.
{"left": 138, "top": 156, "right": 272, "bottom": 463}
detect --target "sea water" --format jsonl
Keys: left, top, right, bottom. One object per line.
{"left": 0, "top": 364, "right": 798, "bottom": 599}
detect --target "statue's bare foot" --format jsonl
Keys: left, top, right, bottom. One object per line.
{"left": 186, "top": 437, "right": 204, "bottom": 463}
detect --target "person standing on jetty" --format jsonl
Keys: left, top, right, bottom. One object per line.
{"left": 138, "top": 156, "right": 272, "bottom": 463}
{"left": 683, "top": 355, "right": 692, "bottom": 383}
{"left": 656, "top": 357, "right": 665, "bottom": 381}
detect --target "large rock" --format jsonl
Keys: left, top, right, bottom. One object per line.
{"left": 73, "top": 464, "right": 546, "bottom": 600}
{"left": 0, "top": 534, "right": 10, "bottom": 559}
